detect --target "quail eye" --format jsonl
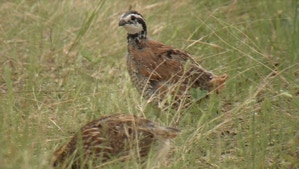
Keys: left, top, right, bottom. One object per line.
{"left": 131, "top": 15, "right": 136, "bottom": 20}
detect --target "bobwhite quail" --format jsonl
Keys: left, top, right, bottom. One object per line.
{"left": 51, "top": 114, "right": 180, "bottom": 168}
{"left": 119, "top": 10, "right": 228, "bottom": 109}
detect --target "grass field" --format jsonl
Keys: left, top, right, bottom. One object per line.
{"left": 1, "top": 0, "right": 298, "bottom": 168}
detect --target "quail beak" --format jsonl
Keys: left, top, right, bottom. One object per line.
{"left": 119, "top": 19, "right": 127, "bottom": 26}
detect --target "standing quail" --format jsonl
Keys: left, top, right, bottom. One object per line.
{"left": 51, "top": 114, "right": 180, "bottom": 168}
{"left": 119, "top": 10, "right": 228, "bottom": 109}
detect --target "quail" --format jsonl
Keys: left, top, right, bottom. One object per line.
{"left": 51, "top": 114, "right": 180, "bottom": 168}
{"left": 119, "top": 10, "right": 228, "bottom": 109}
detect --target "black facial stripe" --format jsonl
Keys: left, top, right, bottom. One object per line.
{"left": 136, "top": 17, "right": 147, "bottom": 32}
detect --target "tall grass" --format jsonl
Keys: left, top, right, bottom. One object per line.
{"left": 0, "top": 0, "right": 298, "bottom": 168}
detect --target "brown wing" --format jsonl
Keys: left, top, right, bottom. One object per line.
{"left": 129, "top": 40, "right": 181, "bottom": 80}
{"left": 128, "top": 39, "right": 214, "bottom": 88}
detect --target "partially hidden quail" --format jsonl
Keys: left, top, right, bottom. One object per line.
{"left": 51, "top": 114, "right": 180, "bottom": 168}
{"left": 119, "top": 10, "right": 228, "bottom": 109}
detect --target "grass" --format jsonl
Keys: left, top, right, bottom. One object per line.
{"left": 0, "top": 0, "right": 298, "bottom": 168}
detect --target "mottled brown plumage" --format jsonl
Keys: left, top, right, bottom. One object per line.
{"left": 51, "top": 114, "right": 180, "bottom": 168}
{"left": 119, "top": 10, "right": 228, "bottom": 109}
